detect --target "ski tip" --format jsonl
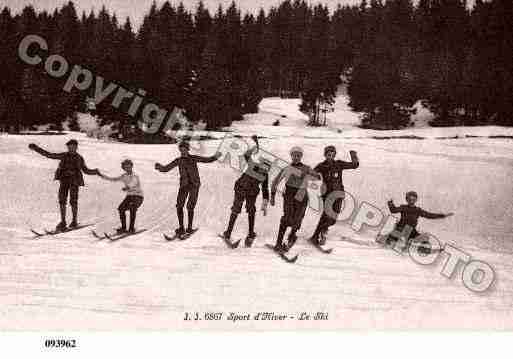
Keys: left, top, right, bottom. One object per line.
{"left": 91, "top": 230, "right": 103, "bottom": 239}
{"left": 163, "top": 233, "right": 176, "bottom": 241}
{"left": 30, "top": 229, "right": 43, "bottom": 237}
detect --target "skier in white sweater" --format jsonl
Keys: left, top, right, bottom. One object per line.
{"left": 98, "top": 159, "right": 144, "bottom": 233}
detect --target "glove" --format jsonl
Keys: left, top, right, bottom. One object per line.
{"left": 28, "top": 143, "right": 37, "bottom": 150}
{"left": 155, "top": 163, "right": 162, "bottom": 171}
{"left": 261, "top": 199, "right": 269, "bottom": 216}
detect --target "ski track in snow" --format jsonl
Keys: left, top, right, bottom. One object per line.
{"left": 1, "top": 112, "right": 513, "bottom": 329}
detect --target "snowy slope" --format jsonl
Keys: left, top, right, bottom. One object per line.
{"left": 2, "top": 90, "right": 513, "bottom": 330}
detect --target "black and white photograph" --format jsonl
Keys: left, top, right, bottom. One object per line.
{"left": 0, "top": 0, "right": 512, "bottom": 352}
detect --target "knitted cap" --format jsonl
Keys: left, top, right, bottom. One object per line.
{"left": 290, "top": 146, "right": 303, "bottom": 155}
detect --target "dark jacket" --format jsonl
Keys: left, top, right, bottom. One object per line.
{"left": 32, "top": 145, "right": 98, "bottom": 186}
{"left": 388, "top": 202, "right": 445, "bottom": 229}
{"left": 159, "top": 154, "right": 218, "bottom": 187}
{"left": 234, "top": 151, "right": 269, "bottom": 199}
{"left": 314, "top": 153, "right": 359, "bottom": 194}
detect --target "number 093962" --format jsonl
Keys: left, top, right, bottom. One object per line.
{"left": 44, "top": 339, "right": 77, "bottom": 348}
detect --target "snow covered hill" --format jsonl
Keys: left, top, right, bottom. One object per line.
{"left": 1, "top": 95, "right": 513, "bottom": 330}
{"left": 228, "top": 92, "right": 513, "bottom": 140}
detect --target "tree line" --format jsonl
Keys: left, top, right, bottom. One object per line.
{"left": 0, "top": 0, "right": 511, "bottom": 134}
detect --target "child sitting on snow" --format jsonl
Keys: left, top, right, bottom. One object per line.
{"left": 386, "top": 191, "right": 453, "bottom": 250}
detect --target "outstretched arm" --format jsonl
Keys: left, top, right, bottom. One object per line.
{"left": 28, "top": 143, "right": 64, "bottom": 160}
{"left": 80, "top": 157, "right": 100, "bottom": 176}
{"left": 155, "top": 158, "right": 179, "bottom": 172}
{"left": 192, "top": 152, "right": 222, "bottom": 163}
{"left": 98, "top": 172, "right": 124, "bottom": 182}
{"left": 420, "top": 209, "right": 453, "bottom": 219}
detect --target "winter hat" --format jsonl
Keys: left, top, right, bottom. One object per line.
{"left": 121, "top": 159, "right": 133, "bottom": 167}
{"left": 66, "top": 139, "right": 78, "bottom": 146}
{"left": 178, "top": 141, "right": 190, "bottom": 150}
{"left": 290, "top": 146, "right": 303, "bottom": 155}
{"left": 324, "top": 145, "right": 336, "bottom": 155}
{"left": 406, "top": 191, "right": 418, "bottom": 199}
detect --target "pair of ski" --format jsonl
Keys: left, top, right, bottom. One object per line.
{"left": 92, "top": 229, "right": 147, "bottom": 241}
{"left": 163, "top": 228, "right": 198, "bottom": 241}
{"left": 265, "top": 238, "right": 333, "bottom": 264}
{"left": 30, "top": 223, "right": 94, "bottom": 238}
{"left": 219, "top": 234, "right": 298, "bottom": 264}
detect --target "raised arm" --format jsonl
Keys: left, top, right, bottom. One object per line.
{"left": 341, "top": 150, "right": 359, "bottom": 169}
{"left": 28, "top": 143, "right": 64, "bottom": 160}
{"left": 155, "top": 158, "right": 179, "bottom": 172}
{"left": 387, "top": 200, "right": 401, "bottom": 213}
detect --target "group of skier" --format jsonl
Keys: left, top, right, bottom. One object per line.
{"left": 28, "top": 136, "right": 453, "bottom": 253}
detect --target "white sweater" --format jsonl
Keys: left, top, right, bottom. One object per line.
{"left": 103, "top": 172, "right": 143, "bottom": 197}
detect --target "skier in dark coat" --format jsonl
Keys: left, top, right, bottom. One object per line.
{"left": 155, "top": 141, "right": 221, "bottom": 236}
{"left": 386, "top": 191, "right": 454, "bottom": 249}
{"left": 270, "top": 146, "right": 321, "bottom": 252}
{"left": 28, "top": 139, "right": 100, "bottom": 231}
{"left": 222, "top": 145, "right": 270, "bottom": 246}
{"left": 310, "top": 145, "right": 359, "bottom": 245}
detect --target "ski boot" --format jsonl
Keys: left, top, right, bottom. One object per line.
{"left": 245, "top": 232, "right": 257, "bottom": 247}
{"left": 175, "top": 227, "right": 186, "bottom": 237}
{"left": 274, "top": 241, "right": 288, "bottom": 253}
{"left": 273, "top": 243, "right": 286, "bottom": 253}
{"left": 55, "top": 221, "right": 67, "bottom": 232}
{"left": 185, "top": 227, "right": 195, "bottom": 235}
{"left": 116, "top": 227, "right": 127, "bottom": 234}
{"left": 69, "top": 220, "right": 78, "bottom": 229}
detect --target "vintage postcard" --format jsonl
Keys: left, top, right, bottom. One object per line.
{"left": 0, "top": 0, "right": 512, "bottom": 341}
